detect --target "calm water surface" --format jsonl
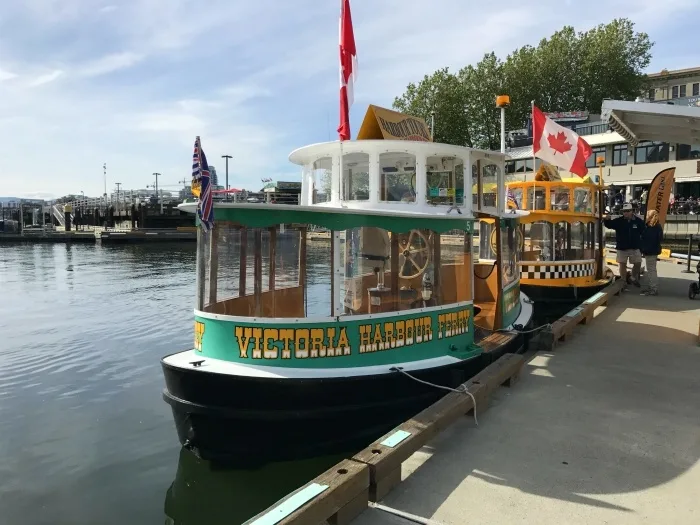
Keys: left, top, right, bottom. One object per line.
{"left": 0, "top": 243, "right": 341, "bottom": 525}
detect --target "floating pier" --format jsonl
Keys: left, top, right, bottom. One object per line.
{"left": 0, "top": 227, "right": 197, "bottom": 244}
{"left": 245, "top": 261, "right": 700, "bottom": 525}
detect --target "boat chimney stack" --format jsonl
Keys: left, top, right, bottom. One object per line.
{"left": 496, "top": 95, "right": 510, "bottom": 154}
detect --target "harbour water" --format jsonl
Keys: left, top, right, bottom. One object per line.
{"left": 0, "top": 241, "right": 563, "bottom": 525}
{"left": 0, "top": 243, "right": 344, "bottom": 525}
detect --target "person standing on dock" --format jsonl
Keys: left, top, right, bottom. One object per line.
{"left": 640, "top": 210, "right": 663, "bottom": 296}
{"left": 604, "top": 202, "right": 645, "bottom": 290}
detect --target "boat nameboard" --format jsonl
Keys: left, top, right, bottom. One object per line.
{"left": 193, "top": 303, "right": 477, "bottom": 369}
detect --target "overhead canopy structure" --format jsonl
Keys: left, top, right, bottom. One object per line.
{"left": 601, "top": 99, "right": 700, "bottom": 147}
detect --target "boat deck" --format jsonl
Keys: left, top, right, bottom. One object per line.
{"left": 351, "top": 261, "right": 700, "bottom": 524}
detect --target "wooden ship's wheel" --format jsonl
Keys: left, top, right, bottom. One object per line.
{"left": 396, "top": 230, "right": 431, "bottom": 279}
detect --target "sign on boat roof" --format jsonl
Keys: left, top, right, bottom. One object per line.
{"left": 356, "top": 105, "right": 432, "bottom": 142}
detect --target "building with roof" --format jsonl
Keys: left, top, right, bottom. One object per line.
{"left": 503, "top": 67, "right": 700, "bottom": 202}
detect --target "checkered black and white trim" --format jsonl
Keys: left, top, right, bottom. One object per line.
{"left": 519, "top": 260, "right": 596, "bottom": 280}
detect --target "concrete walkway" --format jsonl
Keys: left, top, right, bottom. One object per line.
{"left": 353, "top": 262, "right": 700, "bottom": 525}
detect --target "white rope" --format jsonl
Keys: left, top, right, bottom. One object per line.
{"left": 390, "top": 367, "right": 478, "bottom": 426}
{"left": 474, "top": 322, "right": 552, "bottom": 335}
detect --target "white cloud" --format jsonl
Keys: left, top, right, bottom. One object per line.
{"left": 0, "top": 0, "right": 694, "bottom": 199}
{"left": 0, "top": 69, "right": 18, "bottom": 81}
{"left": 77, "top": 52, "right": 143, "bottom": 77}
{"left": 28, "top": 70, "right": 64, "bottom": 87}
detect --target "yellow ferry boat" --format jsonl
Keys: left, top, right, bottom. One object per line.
{"left": 505, "top": 174, "right": 614, "bottom": 303}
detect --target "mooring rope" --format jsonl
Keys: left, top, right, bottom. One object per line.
{"left": 390, "top": 366, "right": 478, "bottom": 426}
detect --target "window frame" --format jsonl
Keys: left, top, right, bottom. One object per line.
{"left": 612, "top": 144, "right": 628, "bottom": 166}
{"left": 634, "top": 141, "right": 670, "bottom": 165}
{"left": 585, "top": 146, "right": 606, "bottom": 169}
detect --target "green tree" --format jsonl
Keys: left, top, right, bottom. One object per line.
{"left": 393, "top": 68, "right": 474, "bottom": 147}
{"left": 393, "top": 18, "right": 653, "bottom": 147}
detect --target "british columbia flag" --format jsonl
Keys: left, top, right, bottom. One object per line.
{"left": 191, "top": 136, "right": 214, "bottom": 231}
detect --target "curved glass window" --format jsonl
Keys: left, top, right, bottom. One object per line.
{"left": 380, "top": 152, "right": 416, "bottom": 202}
{"left": 312, "top": 157, "right": 332, "bottom": 203}
{"left": 343, "top": 227, "right": 471, "bottom": 314}
{"left": 526, "top": 186, "right": 547, "bottom": 211}
{"left": 524, "top": 221, "right": 553, "bottom": 261}
{"left": 570, "top": 221, "right": 585, "bottom": 260}
{"left": 574, "top": 188, "right": 591, "bottom": 213}
{"left": 481, "top": 163, "right": 498, "bottom": 208}
{"left": 342, "top": 152, "right": 370, "bottom": 201}
{"left": 550, "top": 186, "right": 570, "bottom": 211}
{"left": 426, "top": 156, "right": 464, "bottom": 206}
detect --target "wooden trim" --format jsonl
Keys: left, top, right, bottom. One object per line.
{"left": 239, "top": 226, "right": 247, "bottom": 295}
{"left": 391, "top": 232, "right": 399, "bottom": 308}
{"left": 299, "top": 226, "right": 307, "bottom": 316}
{"left": 433, "top": 231, "right": 442, "bottom": 305}
{"left": 208, "top": 224, "right": 219, "bottom": 306}
{"left": 269, "top": 227, "right": 277, "bottom": 291}
{"left": 330, "top": 230, "right": 336, "bottom": 316}
{"left": 494, "top": 220, "right": 504, "bottom": 329}
{"left": 254, "top": 229, "right": 262, "bottom": 317}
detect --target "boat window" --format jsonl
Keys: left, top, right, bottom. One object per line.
{"left": 481, "top": 164, "right": 498, "bottom": 208}
{"left": 550, "top": 186, "right": 570, "bottom": 211}
{"left": 426, "top": 156, "right": 464, "bottom": 206}
{"left": 198, "top": 222, "right": 316, "bottom": 318}
{"left": 312, "top": 157, "right": 332, "bottom": 203}
{"left": 554, "top": 221, "right": 568, "bottom": 260}
{"left": 526, "top": 186, "right": 547, "bottom": 210}
{"left": 524, "top": 221, "right": 553, "bottom": 261}
{"left": 500, "top": 219, "right": 520, "bottom": 287}
{"left": 342, "top": 152, "right": 370, "bottom": 201}
{"left": 585, "top": 221, "right": 598, "bottom": 259}
{"left": 592, "top": 189, "right": 599, "bottom": 215}
{"left": 479, "top": 220, "right": 497, "bottom": 260}
{"left": 509, "top": 187, "right": 523, "bottom": 210}
{"left": 342, "top": 226, "right": 468, "bottom": 314}
{"left": 574, "top": 188, "right": 591, "bottom": 213}
{"left": 439, "top": 230, "right": 472, "bottom": 304}
{"left": 380, "top": 152, "right": 416, "bottom": 202}
{"left": 570, "top": 221, "right": 585, "bottom": 260}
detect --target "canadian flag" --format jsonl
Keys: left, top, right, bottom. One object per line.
{"left": 532, "top": 105, "right": 592, "bottom": 177}
{"left": 337, "top": 0, "right": 357, "bottom": 141}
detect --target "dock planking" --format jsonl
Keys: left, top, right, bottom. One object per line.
{"left": 543, "top": 277, "right": 625, "bottom": 349}
{"left": 244, "top": 280, "right": 634, "bottom": 525}
{"left": 243, "top": 459, "right": 369, "bottom": 525}
{"left": 352, "top": 353, "right": 524, "bottom": 502}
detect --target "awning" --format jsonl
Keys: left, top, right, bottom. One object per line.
{"left": 601, "top": 99, "right": 700, "bottom": 147}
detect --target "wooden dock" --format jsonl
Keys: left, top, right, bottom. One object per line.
{"left": 245, "top": 260, "right": 700, "bottom": 525}
{"left": 0, "top": 227, "right": 197, "bottom": 244}
{"left": 0, "top": 231, "right": 96, "bottom": 243}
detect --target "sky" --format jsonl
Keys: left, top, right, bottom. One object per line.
{"left": 0, "top": 0, "right": 696, "bottom": 200}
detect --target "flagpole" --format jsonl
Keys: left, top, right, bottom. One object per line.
{"left": 531, "top": 100, "right": 536, "bottom": 212}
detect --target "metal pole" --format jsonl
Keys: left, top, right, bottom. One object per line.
{"left": 222, "top": 154, "right": 232, "bottom": 201}
{"left": 430, "top": 111, "right": 435, "bottom": 139}
{"left": 682, "top": 234, "right": 694, "bottom": 273}
{"left": 500, "top": 107, "right": 506, "bottom": 154}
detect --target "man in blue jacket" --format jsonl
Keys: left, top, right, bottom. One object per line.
{"left": 604, "top": 202, "right": 645, "bottom": 289}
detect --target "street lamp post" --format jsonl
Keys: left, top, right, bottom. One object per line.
{"left": 222, "top": 154, "right": 232, "bottom": 201}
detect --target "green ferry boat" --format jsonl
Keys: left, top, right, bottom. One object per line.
{"left": 160, "top": 123, "right": 533, "bottom": 466}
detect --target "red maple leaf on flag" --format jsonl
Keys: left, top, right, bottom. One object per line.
{"left": 547, "top": 132, "right": 572, "bottom": 154}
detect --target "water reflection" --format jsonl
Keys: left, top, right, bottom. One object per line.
{"left": 164, "top": 448, "right": 347, "bottom": 525}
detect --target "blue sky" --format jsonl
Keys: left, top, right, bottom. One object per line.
{"left": 0, "top": 0, "right": 696, "bottom": 199}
